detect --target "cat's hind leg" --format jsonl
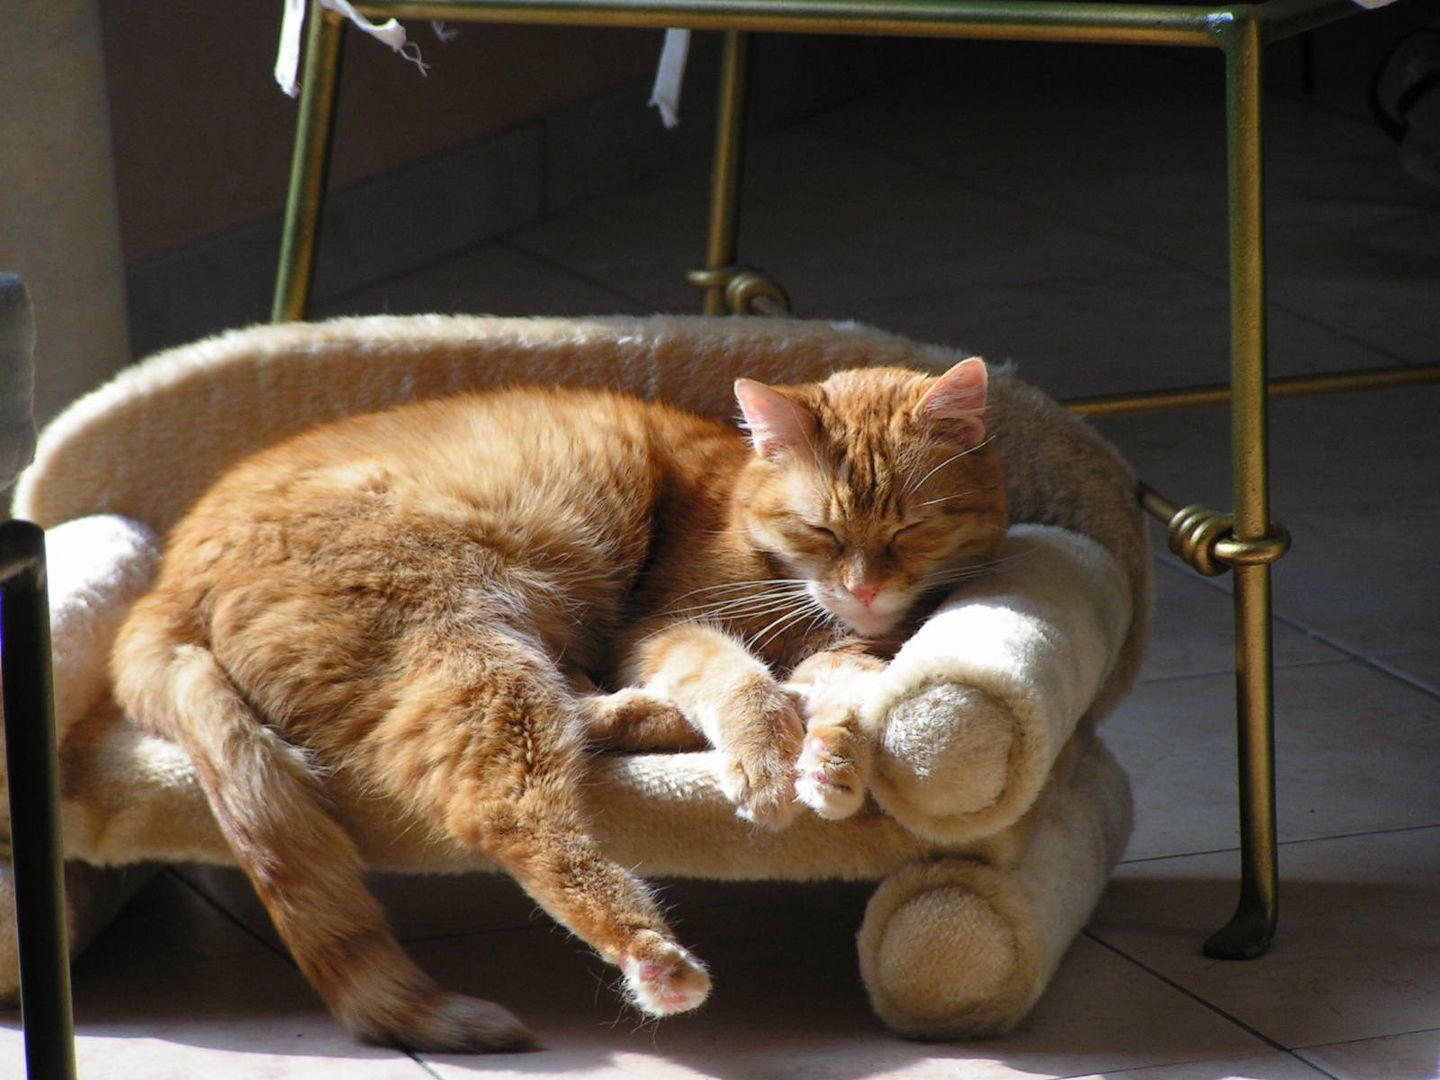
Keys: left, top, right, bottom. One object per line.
{"left": 110, "top": 616, "right": 533, "bottom": 1053}
{"left": 370, "top": 635, "right": 711, "bottom": 1018}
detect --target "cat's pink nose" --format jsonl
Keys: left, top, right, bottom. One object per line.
{"left": 849, "top": 583, "right": 883, "bottom": 607}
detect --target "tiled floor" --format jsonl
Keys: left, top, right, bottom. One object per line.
{"left": 7, "top": 28, "right": 1440, "bottom": 1080}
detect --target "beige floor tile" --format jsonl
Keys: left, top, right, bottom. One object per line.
{"left": 1073, "top": 1050, "right": 1331, "bottom": 1079}
{"left": 75, "top": 871, "right": 271, "bottom": 964}
{"left": 512, "top": 123, "right": 1393, "bottom": 403}
{"left": 172, "top": 865, "right": 280, "bottom": 949}
{"left": 1088, "top": 383, "right": 1440, "bottom": 524}
{"left": 317, "top": 242, "right": 648, "bottom": 321}
{"left": 176, "top": 864, "right": 551, "bottom": 952}
{"left": 1, "top": 1030, "right": 428, "bottom": 1080}
{"left": 1105, "top": 660, "right": 1440, "bottom": 859}
{"left": 1272, "top": 495, "right": 1440, "bottom": 664}
{"left": 1297, "top": 1027, "right": 1440, "bottom": 1080}
{"left": 1090, "top": 827, "right": 1440, "bottom": 1048}
{"left": 400, "top": 881, "right": 1273, "bottom": 1079}
{"left": 509, "top": 157, "right": 710, "bottom": 315}
{"left": 0, "top": 873, "right": 423, "bottom": 1078}
{"left": 1141, "top": 558, "right": 1346, "bottom": 683}
{"left": 813, "top": 50, "right": 1440, "bottom": 365}
{"left": 1370, "top": 650, "right": 1440, "bottom": 699}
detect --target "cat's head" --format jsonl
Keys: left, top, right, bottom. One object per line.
{"left": 733, "top": 357, "right": 1008, "bottom": 638}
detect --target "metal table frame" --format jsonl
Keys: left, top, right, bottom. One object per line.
{"left": 265, "top": 0, "right": 1440, "bottom": 967}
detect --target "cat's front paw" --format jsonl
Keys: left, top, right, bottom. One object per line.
{"left": 795, "top": 722, "right": 870, "bottom": 820}
{"left": 715, "top": 680, "right": 804, "bottom": 829}
{"left": 582, "top": 688, "right": 706, "bottom": 752}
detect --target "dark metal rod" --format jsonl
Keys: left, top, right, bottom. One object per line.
{"left": 1, "top": 520, "right": 76, "bottom": 1080}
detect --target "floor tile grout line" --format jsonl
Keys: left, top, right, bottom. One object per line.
{"left": 1081, "top": 929, "right": 1293, "bottom": 1054}
{"left": 163, "top": 868, "right": 293, "bottom": 964}
{"left": 1294, "top": 1022, "right": 1440, "bottom": 1051}
{"left": 167, "top": 869, "right": 450, "bottom": 1075}
{"left": 1288, "top": 1055, "right": 1346, "bottom": 1080}
{"left": 1265, "top": 606, "right": 1440, "bottom": 703}
{"left": 800, "top": 108, "right": 1424, "bottom": 370}
{"left": 1290, "top": 635, "right": 1440, "bottom": 702}
{"left": 1138, "top": 655, "right": 1352, "bottom": 686}
{"left": 1149, "top": 556, "right": 1440, "bottom": 702}
{"left": 497, "top": 237, "right": 669, "bottom": 314}
{"left": 1117, "top": 821, "right": 1440, "bottom": 866}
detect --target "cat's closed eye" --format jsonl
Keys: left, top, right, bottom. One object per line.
{"left": 885, "top": 521, "right": 925, "bottom": 549}
{"left": 804, "top": 522, "right": 843, "bottom": 550}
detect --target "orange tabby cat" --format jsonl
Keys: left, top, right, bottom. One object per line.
{"left": 109, "top": 357, "right": 1007, "bottom": 1052}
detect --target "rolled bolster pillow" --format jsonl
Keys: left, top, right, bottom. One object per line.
{"left": 42, "top": 513, "right": 160, "bottom": 733}
{"left": 857, "top": 730, "right": 1132, "bottom": 1038}
{"left": 863, "top": 525, "right": 1132, "bottom": 844}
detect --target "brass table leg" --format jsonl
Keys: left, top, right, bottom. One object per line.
{"left": 273, "top": 2, "right": 347, "bottom": 323}
{"left": 699, "top": 31, "right": 750, "bottom": 315}
{"left": 1, "top": 521, "right": 76, "bottom": 1080}
{"left": 1207, "top": 14, "right": 1280, "bottom": 960}
{"left": 681, "top": 31, "right": 754, "bottom": 314}
{"left": 685, "top": 31, "right": 792, "bottom": 317}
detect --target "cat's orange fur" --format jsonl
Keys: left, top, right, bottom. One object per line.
{"left": 110, "top": 358, "right": 1007, "bottom": 1052}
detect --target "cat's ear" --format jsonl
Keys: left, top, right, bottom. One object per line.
{"left": 735, "top": 379, "right": 817, "bottom": 460}
{"left": 914, "top": 356, "right": 988, "bottom": 448}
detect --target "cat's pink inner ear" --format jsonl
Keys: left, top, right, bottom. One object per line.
{"left": 915, "top": 357, "right": 988, "bottom": 447}
{"left": 734, "top": 379, "right": 816, "bottom": 459}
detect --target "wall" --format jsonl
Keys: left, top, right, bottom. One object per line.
{"left": 102, "top": 3, "right": 662, "bottom": 262}
{"left": 0, "top": 2, "right": 129, "bottom": 426}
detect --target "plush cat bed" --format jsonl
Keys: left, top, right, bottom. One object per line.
{"left": 1, "top": 315, "right": 1148, "bottom": 1039}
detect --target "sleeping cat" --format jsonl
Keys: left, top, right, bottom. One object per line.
{"left": 109, "top": 356, "right": 1007, "bottom": 1052}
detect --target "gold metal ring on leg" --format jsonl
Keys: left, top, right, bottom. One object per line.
{"left": 1206, "top": 14, "right": 1280, "bottom": 961}
{"left": 725, "top": 268, "right": 790, "bottom": 315}
{"left": 684, "top": 265, "right": 792, "bottom": 316}
{"left": 273, "top": 2, "right": 347, "bottom": 323}
{"left": 1141, "top": 486, "right": 1291, "bottom": 582}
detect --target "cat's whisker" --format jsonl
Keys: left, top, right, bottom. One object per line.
{"left": 693, "top": 600, "right": 811, "bottom": 625}
{"left": 666, "top": 578, "right": 811, "bottom": 605}
{"left": 919, "top": 548, "right": 1036, "bottom": 590}
{"left": 668, "top": 582, "right": 812, "bottom": 607}
{"left": 904, "top": 435, "right": 997, "bottom": 496}
{"left": 666, "top": 584, "right": 813, "bottom": 621}
{"left": 795, "top": 606, "right": 834, "bottom": 645}
{"left": 670, "top": 594, "right": 811, "bottom": 624}
{"left": 745, "top": 607, "right": 806, "bottom": 653}
{"left": 629, "top": 590, "right": 812, "bottom": 649}
{"left": 748, "top": 595, "right": 830, "bottom": 654}
{"left": 918, "top": 489, "right": 978, "bottom": 508}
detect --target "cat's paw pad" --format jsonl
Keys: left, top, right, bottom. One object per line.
{"left": 794, "top": 728, "right": 867, "bottom": 820}
{"left": 621, "top": 933, "right": 711, "bottom": 1016}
